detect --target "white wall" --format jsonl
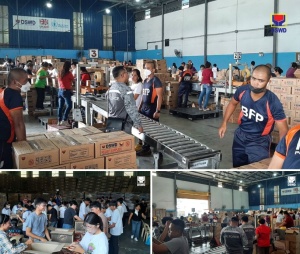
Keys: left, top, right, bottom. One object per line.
{"left": 153, "top": 176, "right": 249, "bottom": 211}
{"left": 135, "top": 0, "right": 299, "bottom": 56}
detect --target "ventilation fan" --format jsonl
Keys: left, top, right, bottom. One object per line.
{"left": 152, "top": 202, "right": 157, "bottom": 209}
{"left": 174, "top": 49, "right": 182, "bottom": 58}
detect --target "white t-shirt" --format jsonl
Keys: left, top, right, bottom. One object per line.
{"left": 110, "top": 209, "right": 123, "bottom": 236}
{"left": 212, "top": 67, "right": 217, "bottom": 79}
{"left": 79, "top": 202, "right": 86, "bottom": 220}
{"left": 49, "top": 68, "right": 58, "bottom": 78}
{"left": 2, "top": 208, "right": 11, "bottom": 216}
{"left": 117, "top": 206, "right": 124, "bottom": 219}
{"left": 198, "top": 70, "right": 203, "bottom": 82}
{"left": 105, "top": 208, "right": 112, "bottom": 219}
{"left": 276, "top": 213, "right": 284, "bottom": 223}
{"left": 59, "top": 206, "right": 66, "bottom": 219}
{"left": 12, "top": 205, "right": 19, "bottom": 215}
{"left": 130, "top": 82, "right": 143, "bottom": 107}
{"left": 80, "top": 232, "right": 108, "bottom": 254}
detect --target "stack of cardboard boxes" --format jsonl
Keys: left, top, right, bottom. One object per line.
{"left": 268, "top": 78, "right": 300, "bottom": 143}
{"left": 0, "top": 72, "right": 8, "bottom": 87}
{"left": 220, "top": 96, "right": 241, "bottom": 123}
{"left": 284, "top": 230, "right": 300, "bottom": 254}
{"left": 12, "top": 126, "right": 137, "bottom": 169}
{"left": 164, "top": 81, "right": 179, "bottom": 109}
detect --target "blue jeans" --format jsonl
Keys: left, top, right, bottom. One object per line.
{"left": 198, "top": 84, "right": 213, "bottom": 109}
{"left": 49, "top": 221, "right": 57, "bottom": 228}
{"left": 131, "top": 220, "right": 141, "bottom": 239}
{"left": 62, "top": 224, "right": 73, "bottom": 229}
{"left": 58, "top": 89, "right": 72, "bottom": 121}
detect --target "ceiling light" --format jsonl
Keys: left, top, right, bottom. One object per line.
{"left": 136, "top": 0, "right": 140, "bottom": 2}
{"left": 273, "top": 173, "right": 277, "bottom": 176}
{"left": 105, "top": 8, "right": 110, "bottom": 14}
{"left": 213, "top": 174, "right": 216, "bottom": 178}
{"left": 218, "top": 182, "right": 222, "bottom": 188}
{"left": 240, "top": 180, "right": 243, "bottom": 183}
{"left": 258, "top": 184, "right": 261, "bottom": 188}
{"left": 239, "top": 186, "right": 243, "bottom": 191}
{"left": 46, "top": 1, "right": 52, "bottom": 8}
{"left": 152, "top": 172, "right": 157, "bottom": 177}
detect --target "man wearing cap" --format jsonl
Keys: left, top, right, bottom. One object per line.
{"left": 220, "top": 217, "right": 248, "bottom": 254}
{"left": 240, "top": 216, "right": 255, "bottom": 254}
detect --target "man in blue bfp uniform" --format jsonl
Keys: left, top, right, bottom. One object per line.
{"left": 219, "top": 65, "right": 288, "bottom": 167}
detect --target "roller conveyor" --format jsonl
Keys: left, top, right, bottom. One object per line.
{"left": 203, "top": 245, "right": 226, "bottom": 254}
{"left": 78, "top": 96, "right": 221, "bottom": 169}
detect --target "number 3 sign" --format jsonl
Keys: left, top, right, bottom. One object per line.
{"left": 89, "top": 49, "right": 99, "bottom": 59}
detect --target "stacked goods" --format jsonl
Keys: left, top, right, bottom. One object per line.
{"left": 269, "top": 78, "right": 300, "bottom": 143}
{"left": 0, "top": 72, "right": 8, "bottom": 87}
{"left": 87, "top": 131, "right": 137, "bottom": 169}
{"left": 285, "top": 229, "right": 300, "bottom": 254}
{"left": 26, "top": 88, "right": 37, "bottom": 116}
{"left": 164, "top": 81, "right": 179, "bottom": 109}
{"left": 12, "top": 139, "right": 60, "bottom": 169}
{"left": 154, "top": 59, "right": 167, "bottom": 72}
{"left": 220, "top": 96, "right": 241, "bottom": 124}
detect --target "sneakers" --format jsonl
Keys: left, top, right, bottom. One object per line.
{"left": 134, "top": 237, "right": 138, "bottom": 241}
{"left": 203, "top": 108, "right": 210, "bottom": 111}
{"left": 199, "top": 107, "right": 203, "bottom": 111}
{"left": 131, "top": 235, "right": 134, "bottom": 239}
{"left": 135, "top": 143, "right": 143, "bottom": 152}
{"left": 58, "top": 120, "right": 71, "bottom": 127}
{"left": 136, "top": 147, "right": 151, "bottom": 156}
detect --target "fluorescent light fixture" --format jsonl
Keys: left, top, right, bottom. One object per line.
{"left": 46, "top": 2, "right": 52, "bottom": 8}
{"left": 213, "top": 174, "right": 216, "bottom": 178}
{"left": 273, "top": 173, "right": 277, "bottom": 176}
{"left": 240, "top": 180, "right": 243, "bottom": 183}
{"left": 136, "top": 0, "right": 140, "bottom": 2}
{"left": 105, "top": 8, "right": 110, "bottom": 14}
{"left": 152, "top": 172, "right": 157, "bottom": 177}
{"left": 258, "top": 184, "right": 261, "bottom": 188}
{"left": 239, "top": 186, "right": 243, "bottom": 191}
{"left": 218, "top": 182, "right": 222, "bottom": 188}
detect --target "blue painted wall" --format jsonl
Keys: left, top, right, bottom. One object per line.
{"left": 248, "top": 173, "right": 300, "bottom": 210}
{"left": 0, "top": 0, "right": 135, "bottom": 51}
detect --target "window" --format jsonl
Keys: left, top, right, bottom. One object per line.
{"left": 32, "top": 171, "right": 39, "bottom": 178}
{"left": 73, "top": 12, "right": 84, "bottom": 49}
{"left": 124, "top": 171, "right": 134, "bottom": 177}
{"left": 274, "top": 185, "right": 280, "bottom": 204}
{"left": 52, "top": 171, "right": 59, "bottom": 177}
{"left": 106, "top": 171, "right": 115, "bottom": 176}
{"left": 145, "top": 9, "right": 151, "bottom": 19}
{"left": 0, "top": 5, "right": 9, "bottom": 46}
{"left": 182, "top": 0, "right": 189, "bottom": 9}
{"left": 21, "top": 171, "right": 27, "bottom": 178}
{"left": 103, "top": 15, "right": 112, "bottom": 50}
{"left": 66, "top": 171, "right": 73, "bottom": 177}
{"left": 260, "top": 187, "right": 265, "bottom": 205}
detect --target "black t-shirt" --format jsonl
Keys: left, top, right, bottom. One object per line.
{"left": 131, "top": 210, "right": 143, "bottom": 221}
{"left": 64, "top": 207, "right": 76, "bottom": 225}
{"left": 140, "top": 203, "right": 147, "bottom": 213}
{"left": 47, "top": 208, "right": 58, "bottom": 222}
{"left": 26, "top": 69, "right": 33, "bottom": 84}
{"left": 0, "top": 88, "right": 23, "bottom": 142}
{"left": 142, "top": 76, "right": 162, "bottom": 106}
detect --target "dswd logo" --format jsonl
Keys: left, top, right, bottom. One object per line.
{"left": 271, "top": 13, "right": 287, "bottom": 33}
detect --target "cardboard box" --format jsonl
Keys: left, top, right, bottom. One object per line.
{"left": 26, "top": 134, "right": 47, "bottom": 140}
{"left": 12, "top": 139, "right": 59, "bottom": 169}
{"left": 285, "top": 231, "right": 300, "bottom": 242}
{"left": 274, "top": 240, "right": 289, "bottom": 250}
{"left": 50, "top": 136, "right": 95, "bottom": 164}
{"left": 292, "top": 86, "right": 300, "bottom": 95}
{"left": 105, "top": 151, "right": 136, "bottom": 169}
{"left": 281, "top": 85, "right": 293, "bottom": 95}
{"left": 44, "top": 131, "right": 66, "bottom": 139}
{"left": 47, "top": 124, "right": 71, "bottom": 131}
{"left": 49, "top": 163, "right": 71, "bottom": 169}
{"left": 75, "top": 221, "right": 85, "bottom": 232}
{"left": 269, "top": 85, "right": 282, "bottom": 94}
{"left": 280, "top": 94, "right": 296, "bottom": 104}
{"left": 294, "top": 69, "right": 300, "bottom": 78}
{"left": 71, "top": 126, "right": 103, "bottom": 136}
{"left": 23, "top": 242, "right": 65, "bottom": 254}
{"left": 290, "top": 117, "right": 300, "bottom": 127}
{"left": 50, "top": 228, "right": 74, "bottom": 243}
{"left": 70, "top": 157, "right": 105, "bottom": 169}
{"left": 295, "top": 111, "right": 300, "bottom": 118}
{"left": 270, "top": 78, "right": 284, "bottom": 86}
{"left": 283, "top": 78, "right": 297, "bottom": 86}
{"left": 88, "top": 132, "right": 135, "bottom": 157}
{"left": 291, "top": 101, "right": 300, "bottom": 110}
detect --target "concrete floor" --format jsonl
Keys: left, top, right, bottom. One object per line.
{"left": 23, "top": 94, "right": 237, "bottom": 169}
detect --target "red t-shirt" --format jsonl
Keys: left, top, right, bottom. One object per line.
{"left": 201, "top": 68, "right": 213, "bottom": 85}
{"left": 81, "top": 73, "right": 91, "bottom": 86}
{"left": 284, "top": 215, "right": 294, "bottom": 228}
{"left": 58, "top": 72, "right": 74, "bottom": 90}
{"left": 256, "top": 224, "right": 271, "bottom": 247}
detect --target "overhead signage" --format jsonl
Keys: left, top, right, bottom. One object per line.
{"left": 13, "top": 15, "right": 70, "bottom": 32}
{"left": 281, "top": 187, "right": 300, "bottom": 196}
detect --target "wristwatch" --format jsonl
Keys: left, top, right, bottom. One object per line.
{"left": 156, "top": 110, "right": 161, "bottom": 113}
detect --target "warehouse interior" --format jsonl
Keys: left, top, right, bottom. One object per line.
{"left": 0, "top": 0, "right": 299, "bottom": 169}
{"left": 152, "top": 171, "right": 300, "bottom": 254}
{"left": 0, "top": 171, "right": 150, "bottom": 254}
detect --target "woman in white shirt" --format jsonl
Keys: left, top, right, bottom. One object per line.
{"left": 69, "top": 212, "right": 108, "bottom": 254}
{"left": 130, "top": 69, "right": 143, "bottom": 108}
{"left": 1, "top": 202, "right": 11, "bottom": 216}
{"left": 198, "top": 65, "right": 205, "bottom": 82}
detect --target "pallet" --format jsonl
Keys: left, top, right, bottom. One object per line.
{"left": 32, "top": 110, "right": 50, "bottom": 118}
{"left": 38, "top": 116, "right": 58, "bottom": 130}
{"left": 169, "top": 107, "right": 220, "bottom": 121}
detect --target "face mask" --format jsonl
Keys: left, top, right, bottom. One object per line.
{"left": 144, "top": 69, "right": 152, "bottom": 78}
{"left": 250, "top": 84, "right": 266, "bottom": 94}
{"left": 20, "top": 81, "right": 31, "bottom": 93}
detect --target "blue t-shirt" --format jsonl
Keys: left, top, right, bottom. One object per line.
{"left": 26, "top": 212, "right": 47, "bottom": 242}
{"left": 233, "top": 85, "right": 286, "bottom": 136}
{"left": 275, "top": 125, "right": 300, "bottom": 169}
{"left": 142, "top": 76, "right": 162, "bottom": 106}
{"left": 0, "top": 88, "right": 23, "bottom": 142}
